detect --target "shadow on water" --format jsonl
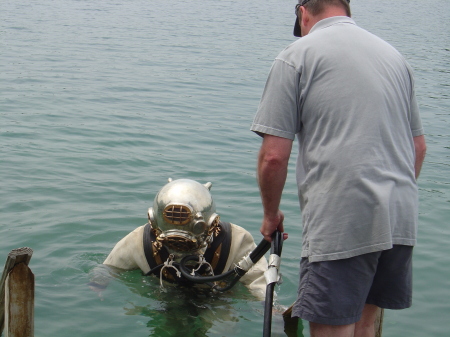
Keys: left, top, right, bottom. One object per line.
{"left": 112, "top": 269, "right": 304, "bottom": 337}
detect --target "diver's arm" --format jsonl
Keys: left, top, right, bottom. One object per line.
{"left": 103, "top": 226, "right": 145, "bottom": 270}
{"left": 88, "top": 264, "right": 117, "bottom": 292}
{"left": 89, "top": 226, "right": 147, "bottom": 291}
{"left": 226, "top": 224, "right": 268, "bottom": 301}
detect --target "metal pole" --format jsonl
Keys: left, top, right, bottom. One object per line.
{"left": 263, "top": 232, "right": 283, "bottom": 337}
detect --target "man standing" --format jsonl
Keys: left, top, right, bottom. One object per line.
{"left": 250, "top": 0, "right": 426, "bottom": 336}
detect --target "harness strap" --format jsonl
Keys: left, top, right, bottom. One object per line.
{"left": 143, "top": 223, "right": 177, "bottom": 281}
{"left": 203, "top": 221, "right": 232, "bottom": 275}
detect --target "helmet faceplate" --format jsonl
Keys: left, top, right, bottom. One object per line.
{"left": 148, "top": 179, "right": 219, "bottom": 254}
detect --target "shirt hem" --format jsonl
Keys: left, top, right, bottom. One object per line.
{"left": 301, "top": 239, "right": 416, "bottom": 262}
{"left": 250, "top": 124, "right": 295, "bottom": 140}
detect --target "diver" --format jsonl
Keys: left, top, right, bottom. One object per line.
{"left": 89, "top": 178, "right": 268, "bottom": 300}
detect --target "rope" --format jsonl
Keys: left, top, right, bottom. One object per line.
{"left": 159, "top": 254, "right": 181, "bottom": 290}
{"left": 190, "top": 255, "right": 214, "bottom": 276}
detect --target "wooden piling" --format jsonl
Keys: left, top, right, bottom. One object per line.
{"left": 0, "top": 247, "right": 34, "bottom": 337}
{"left": 375, "top": 308, "right": 384, "bottom": 337}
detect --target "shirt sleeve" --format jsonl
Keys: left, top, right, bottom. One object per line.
{"left": 251, "top": 58, "right": 300, "bottom": 140}
{"left": 405, "top": 61, "right": 424, "bottom": 137}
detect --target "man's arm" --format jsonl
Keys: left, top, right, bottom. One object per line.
{"left": 257, "top": 134, "right": 293, "bottom": 241}
{"left": 413, "top": 135, "right": 426, "bottom": 179}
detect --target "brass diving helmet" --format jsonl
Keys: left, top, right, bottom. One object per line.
{"left": 148, "top": 179, "right": 220, "bottom": 254}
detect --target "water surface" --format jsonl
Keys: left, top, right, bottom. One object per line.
{"left": 1, "top": 0, "right": 449, "bottom": 336}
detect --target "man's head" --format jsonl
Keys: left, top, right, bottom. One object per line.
{"left": 294, "top": 0, "right": 351, "bottom": 37}
{"left": 148, "top": 178, "right": 220, "bottom": 255}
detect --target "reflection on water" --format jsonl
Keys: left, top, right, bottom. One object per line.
{"left": 125, "top": 290, "right": 238, "bottom": 337}
{"left": 112, "top": 269, "right": 304, "bottom": 337}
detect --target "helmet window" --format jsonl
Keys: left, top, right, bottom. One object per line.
{"left": 163, "top": 205, "right": 191, "bottom": 225}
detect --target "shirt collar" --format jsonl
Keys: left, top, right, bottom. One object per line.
{"left": 309, "top": 16, "right": 356, "bottom": 35}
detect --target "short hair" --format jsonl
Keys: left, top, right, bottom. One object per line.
{"left": 304, "top": 0, "right": 351, "bottom": 17}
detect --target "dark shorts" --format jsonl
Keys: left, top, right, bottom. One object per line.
{"left": 291, "top": 245, "right": 413, "bottom": 325}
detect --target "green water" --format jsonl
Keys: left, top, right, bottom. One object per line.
{"left": 1, "top": 0, "right": 449, "bottom": 336}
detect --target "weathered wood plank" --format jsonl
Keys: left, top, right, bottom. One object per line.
{"left": 375, "top": 308, "right": 384, "bottom": 337}
{"left": 5, "top": 263, "right": 35, "bottom": 337}
{"left": 0, "top": 247, "right": 33, "bottom": 335}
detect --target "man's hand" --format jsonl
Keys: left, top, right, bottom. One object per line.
{"left": 261, "top": 210, "right": 288, "bottom": 242}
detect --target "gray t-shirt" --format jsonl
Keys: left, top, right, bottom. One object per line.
{"left": 251, "top": 17, "right": 424, "bottom": 262}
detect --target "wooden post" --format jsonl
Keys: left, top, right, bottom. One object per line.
{"left": 0, "top": 247, "right": 34, "bottom": 337}
{"left": 375, "top": 308, "right": 384, "bottom": 337}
